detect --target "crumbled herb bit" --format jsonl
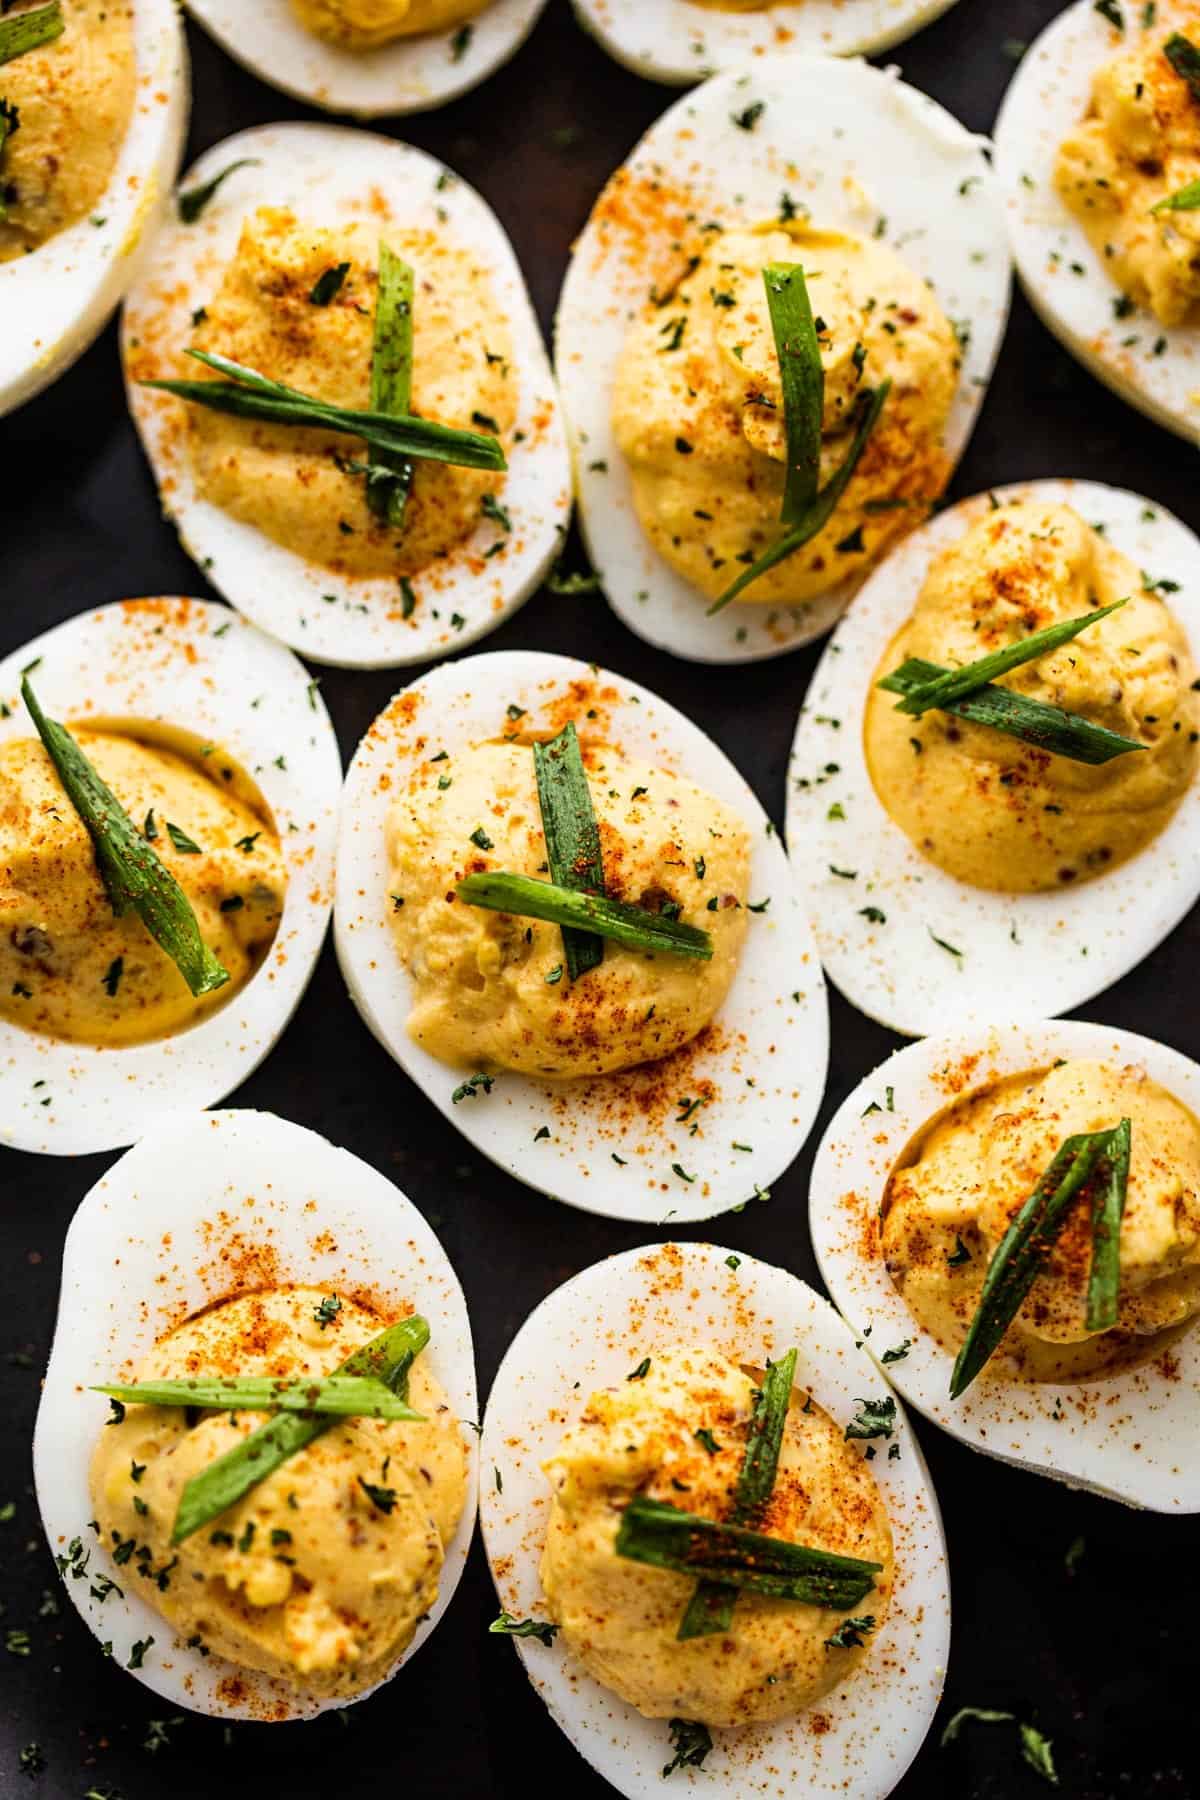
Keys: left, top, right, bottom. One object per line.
{"left": 672, "top": 1163, "right": 696, "bottom": 1183}
{"left": 675, "top": 436, "right": 694, "bottom": 455}
{"left": 309, "top": 261, "right": 350, "bottom": 306}
{"left": 845, "top": 1396, "right": 896, "bottom": 1440}
{"left": 127, "top": 1635, "right": 154, "bottom": 1669}
{"left": 859, "top": 905, "right": 886, "bottom": 924}
{"left": 829, "top": 865, "right": 857, "bottom": 880}
{"left": 545, "top": 965, "right": 564, "bottom": 985}
{"left": 314, "top": 1294, "right": 342, "bottom": 1330}
{"left": 5, "top": 1628, "right": 30, "bottom": 1657}
{"left": 545, "top": 564, "right": 602, "bottom": 596}
{"left": 694, "top": 855, "right": 706, "bottom": 879}
{"left": 452, "top": 1071, "right": 494, "bottom": 1103}
{"left": 1094, "top": 0, "right": 1124, "bottom": 26}
{"left": 489, "top": 1611, "right": 559, "bottom": 1645}
{"left": 166, "top": 821, "right": 202, "bottom": 855}
{"left": 747, "top": 897, "right": 770, "bottom": 912}
{"left": 663, "top": 1718, "right": 714, "bottom": 1777}
{"left": 947, "top": 1235, "right": 972, "bottom": 1266}
{"left": 144, "top": 809, "right": 158, "bottom": 841}
{"left": 881, "top": 1340, "right": 911, "bottom": 1364}
{"left": 627, "top": 1358, "right": 651, "bottom": 1381}
{"left": 725, "top": 1254, "right": 741, "bottom": 1270}
{"left": 399, "top": 576, "right": 417, "bottom": 619}
{"left": 469, "top": 826, "right": 494, "bottom": 851}
{"left": 209, "top": 1529, "right": 234, "bottom": 1546}
{"left": 929, "top": 929, "right": 963, "bottom": 961}
{"left": 102, "top": 956, "right": 123, "bottom": 998}
{"left": 471, "top": 409, "right": 500, "bottom": 432}
{"left": 825, "top": 1614, "right": 876, "bottom": 1649}
{"left": 505, "top": 701, "right": 526, "bottom": 720}
{"left": 449, "top": 22, "right": 473, "bottom": 59}
{"left": 219, "top": 895, "right": 244, "bottom": 914}
{"left": 18, "top": 1743, "right": 45, "bottom": 1775}
{"left": 236, "top": 1522, "right": 255, "bottom": 1553}
{"left": 862, "top": 1100, "right": 882, "bottom": 1117}
{"left": 836, "top": 525, "right": 866, "bottom": 555}
{"left": 827, "top": 802, "right": 846, "bottom": 821}
{"left": 732, "top": 100, "right": 765, "bottom": 130}
{"left": 534, "top": 1125, "right": 551, "bottom": 1141}
{"left": 612, "top": 1153, "right": 627, "bottom": 1165}
{"left": 358, "top": 1478, "right": 397, "bottom": 1514}
{"left": 177, "top": 159, "right": 259, "bottom": 224}
{"left": 106, "top": 1398, "right": 125, "bottom": 1426}
{"left": 693, "top": 1427, "right": 720, "bottom": 1455}
{"left": 482, "top": 493, "right": 512, "bottom": 532}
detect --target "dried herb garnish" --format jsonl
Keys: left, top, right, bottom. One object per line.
{"left": 1165, "top": 32, "right": 1200, "bottom": 104}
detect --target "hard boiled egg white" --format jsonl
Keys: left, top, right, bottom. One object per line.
{"left": 335, "top": 650, "right": 829, "bottom": 1222}
{"left": 33, "top": 1108, "right": 479, "bottom": 1718}
{"left": 0, "top": 0, "right": 188, "bottom": 418}
{"left": 994, "top": 0, "right": 1200, "bottom": 445}
{"left": 480, "top": 1239, "right": 950, "bottom": 1799}
{"left": 786, "top": 480, "right": 1200, "bottom": 1039}
{"left": 572, "top": 0, "right": 963, "bottom": 85}
{"left": 187, "top": 0, "right": 549, "bottom": 117}
{"left": 555, "top": 55, "right": 1010, "bottom": 666}
{"left": 123, "top": 123, "right": 570, "bottom": 669}
{"left": 810, "top": 1018, "right": 1200, "bottom": 1511}
{"left": 0, "top": 598, "right": 340, "bottom": 1156}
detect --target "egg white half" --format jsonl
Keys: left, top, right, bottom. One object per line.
{"left": 994, "top": 0, "right": 1200, "bottom": 445}
{"left": 571, "top": 0, "right": 963, "bottom": 84}
{"left": 123, "top": 123, "right": 571, "bottom": 669}
{"left": 0, "top": 598, "right": 340, "bottom": 1156}
{"left": 0, "top": 0, "right": 188, "bottom": 419}
{"left": 810, "top": 1018, "right": 1200, "bottom": 1511}
{"left": 786, "top": 479, "right": 1200, "bottom": 1040}
{"left": 554, "top": 55, "right": 1010, "bottom": 667}
{"left": 480, "top": 1240, "right": 950, "bottom": 1799}
{"left": 32, "top": 1108, "right": 479, "bottom": 1718}
{"left": 187, "top": 0, "right": 548, "bottom": 117}
{"left": 335, "top": 650, "right": 829, "bottom": 1222}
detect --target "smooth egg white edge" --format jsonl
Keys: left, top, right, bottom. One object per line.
{"left": 334, "top": 649, "right": 829, "bottom": 1223}
{"left": 32, "top": 1108, "right": 480, "bottom": 1719}
{"left": 186, "top": 0, "right": 549, "bottom": 117}
{"left": 0, "top": 0, "right": 189, "bottom": 419}
{"left": 786, "top": 479, "right": 1200, "bottom": 1039}
{"left": 994, "top": 0, "right": 1200, "bottom": 446}
{"left": 554, "top": 54, "right": 1011, "bottom": 667}
{"left": 809, "top": 1018, "right": 1200, "bottom": 1512}
{"left": 0, "top": 598, "right": 341, "bottom": 1156}
{"left": 480, "top": 1240, "right": 950, "bottom": 1800}
{"left": 122, "top": 122, "right": 571, "bottom": 670}
{"left": 571, "top": 0, "right": 963, "bottom": 83}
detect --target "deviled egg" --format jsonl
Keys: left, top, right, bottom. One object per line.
{"left": 787, "top": 480, "right": 1200, "bottom": 1038}
{"left": 0, "top": 0, "right": 187, "bottom": 418}
{"left": 555, "top": 55, "right": 1010, "bottom": 664}
{"left": 572, "top": 0, "right": 964, "bottom": 85}
{"left": 187, "top": 0, "right": 549, "bottom": 118}
{"left": 481, "top": 1240, "right": 949, "bottom": 1797}
{"left": 995, "top": 0, "right": 1200, "bottom": 444}
{"left": 0, "top": 597, "right": 340, "bottom": 1156}
{"left": 335, "top": 650, "right": 828, "bottom": 1222}
{"left": 33, "top": 1108, "right": 478, "bottom": 1717}
{"left": 810, "top": 1018, "right": 1200, "bottom": 1511}
{"left": 123, "top": 123, "right": 570, "bottom": 669}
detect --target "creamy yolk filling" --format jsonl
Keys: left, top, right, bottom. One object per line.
{"left": 864, "top": 501, "right": 1199, "bottom": 894}
{"left": 612, "top": 221, "right": 960, "bottom": 607}
{"left": 89, "top": 1288, "right": 468, "bottom": 1699}
{"left": 0, "top": 730, "right": 285, "bottom": 1047}
{"left": 384, "top": 737, "right": 751, "bottom": 1078}
{"left": 539, "top": 1345, "right": 893, "bottom": 1728}
{"left": 881, "top": 1058, "right": 1200, "bottom": 1384}
{"left": 0, "top": 0, "right": 135, "bottom": 263}
{"left": 1056, "top": 14, "right": 1200, "bottom": 329}
{"left": 289, "top": 0, "right": 489, "bottom": 49}
{"left": 186, "top": 207, "right": 516, "bottom": 580}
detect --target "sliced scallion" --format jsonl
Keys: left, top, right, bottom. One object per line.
{"left": 1085, "top": 1116, "right": 1132, "bottom": 1331}
{"left": 367, "top": 243, "right": 416, "bottom": 528}
{"left": 93, "top": 1375, "right": 424, "bottom": 1421}
{"left": 532, "top": 722, "right": 604, "bottom": 981}
{"left": 457, "top": 872, "right": 712, "bottom": 960}
{"left": 764, "top": 264, "right": 821, "bottom": 522}
{"left": 878, "top": 657, "right": 1144, "bottom": 764}
{"left": 0, "top": 2, "right": 63, "bottom": 69}
{"left": 891, "top": 599, "right": 1129, "bottom": 717}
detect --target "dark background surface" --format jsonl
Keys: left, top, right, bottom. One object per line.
{"left": 3, "top": 1, "right": 1199, "bottom": 1796}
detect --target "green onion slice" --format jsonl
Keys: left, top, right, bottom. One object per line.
{"left": 22, "top": 680, "right": 229, "bottom": 999}
{"left": 891, "top": 599, "right": 1129, "bottom": 717}
{"left": 615, "top": 1496, "right": 880, "bottom": 1610}
{"left": 1151, "top": 177, "right": 1200, "bottom": 214}
{"left": 143, "top": 350, "right": 506, "bottom": 473}
{"left": 708, "top": 380, "right": 889, "bottom": 614}
{"left": 678, "top": 1348, "right": 799, "bottom": 1641}
{"left": 93, "top": 1375, "right": 424, "bottom": 1421}
{"left": 1085, "top": 1116, "right": 1132, "bottom": 1332}
{"left": 367, "top": 243, "right": 416, "bottom": 528}
{"left": 878, "top": 657, "right": 1145, "bottom": 765}
{"left": 950, "top": 1124, "right": 1131, "bottom": 1398}
{"left": 0, "top": 1, "right": 63, "bottom": 68}
{"left": 532, "top": 722, "right": 605, "bottom": 982}
{"left": 763, "top": 264, "right": 822, "bottom": 522}
{"left": 457, "top": 872, "right": 712, "bottom": 961}
{"left": 171, "top": 1315, "right": 429, "bottom": 1543}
